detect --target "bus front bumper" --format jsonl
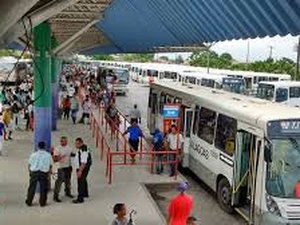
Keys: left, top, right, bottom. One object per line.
{"left": 261, "top": 212, "right": 300, "bottom": 225}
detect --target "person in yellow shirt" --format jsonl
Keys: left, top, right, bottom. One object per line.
{"left": 3, "top": 106, "right": 13, "bottom": 140}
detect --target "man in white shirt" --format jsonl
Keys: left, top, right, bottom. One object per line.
{"left": 73, "top": 137, "right": 92, "bottom": 204}
{"left": 53, "top": 136, "right": 75, "bottom": 202}
{"left": 129, "top": 104, "right": 141, "bottom": 124}
{"left": 25, "top": 142, "right": 52, "bottom": 207}
{"left": 167, "top": 125, "right": 184, "bottom": 177}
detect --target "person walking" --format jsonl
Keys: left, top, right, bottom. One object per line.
{"left": 79, "top": 96, "right": 91, "bottom": 124}
{"left": 153, "top": 128, "right": 164, "bottom": 174}
{"left": 123, "top": 120, "right": 143, "bottom": 164}
{"left": 53, "top": 136, "right": 75, "bottom": 202}
{"left": 167, "top": 181, "right": 194, "bottom": 225}
{"left": 70, "top": 96, "right": 79, "bottom": 124}
{"left": 62, "top": 96, "right": 71, "bottom": 120}
{"left": 25, "top": 142, "right": 52, "bottom": 207}
{"left": 167, "top": 125, "right": 184, "bottom": 177}
{"left": 0, "top": 114, "right": 5, "bottom": 156}
{"left": 129, "top": 104, "right": 141, "bottom": 124}
{"left": 3, "top": 106, "right": 14, "bottom": 140}
{"left": 73, "top": 137, "right": 92, "bottom": 204}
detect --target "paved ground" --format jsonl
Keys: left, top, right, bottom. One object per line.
{"left": 0, "top": 107, "right": 179, "bottom": 225}
{"left": 116, "top": 81, "right": 244, "bottom": 225}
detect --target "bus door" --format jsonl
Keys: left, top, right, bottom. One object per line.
{"left": 233, "top": 129, "right": 262, "bottom": 224}
{"left": 182, "top": 108, "right": 193, "bottom": 167}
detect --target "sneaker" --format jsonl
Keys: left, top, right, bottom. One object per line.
{"left": 25, "top": 200, "right": 32, "bottom": 207}
{"left": 53, "top": 197, "right": 62, "bottom": 203}
{"left": 72, "top": 199, "right": 84, "bottom": 204}
{"left": 65, "top": 194, "right": 74, "bottom": 198}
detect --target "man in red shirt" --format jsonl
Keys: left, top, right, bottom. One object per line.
{"left": 167, "top": 181, "right": 194, "bottom": 225}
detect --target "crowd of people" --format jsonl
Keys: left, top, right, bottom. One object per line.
{"left": 0, "top": 62, "right": 197, "bottom": 224}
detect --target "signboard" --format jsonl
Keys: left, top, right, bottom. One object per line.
{"left": 267, "top": 120, "right": 300, "bottom": 137}
{"left": 163, "top": 105, "right": 180, "bottom": 118}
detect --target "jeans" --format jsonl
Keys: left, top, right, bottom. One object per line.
{"left": 26, "top": 171, "right": 49, "bottom": 206}
{"left": 155, "top": 154, "right": 164, "bottom": 174}
{"left": 77, "top": 166, "right": 90, "bottom": 201}
{"left": 71, "top": 109, "right": 78, "bottom": 124}
{"left": 168, "top": 152, "right": 177, "bottom": 176}
{"left": 53, "top": 167, "right": 72, "bottom": 198}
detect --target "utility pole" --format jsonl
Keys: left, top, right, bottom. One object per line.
{"left": 296, "top": 36, "right": 300, "bottom": 80}
{"left": 207, "top": 50, "right": 210, "bottom": 74}
{"left": 268, "top": 45, "right": 274, "bottom": 59}
{"left": 246, "top": 40, "right": 250, "bottom": 68}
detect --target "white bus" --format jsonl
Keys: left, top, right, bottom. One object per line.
{"left": 148, "top": 81, "right": 300, "bottom": 224}
{"left": 256, "top": 81, "right": 300, "bottom": 107}
{"left": 99, "top": 66, "right": 130, "bottom": 95}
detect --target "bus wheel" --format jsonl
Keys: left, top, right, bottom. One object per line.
{"left": 217, "top": 178, "right": 234, "bottom": 214}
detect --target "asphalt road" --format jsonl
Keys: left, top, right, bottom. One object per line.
{"left": 116, "top": 81, "right": 245, "bottom": 225}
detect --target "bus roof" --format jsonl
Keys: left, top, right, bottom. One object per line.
{"left": 259, "top": 81, "right": 300, "bottom": 87}
{"left": 152, "top": 81, "right": 300, "bottom": 130}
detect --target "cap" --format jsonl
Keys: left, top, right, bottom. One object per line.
{"left": 177, "top": 181, "right": 189, "bottom": 192}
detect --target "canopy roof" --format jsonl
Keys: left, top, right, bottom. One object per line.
{"left": 1, "top": 0, "right": 300, "bottom": 55}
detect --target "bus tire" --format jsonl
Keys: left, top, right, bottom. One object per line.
{"left": 217, "top": 178, "right": 234, "bottom": 214}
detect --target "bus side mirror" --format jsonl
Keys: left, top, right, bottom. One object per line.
{"left": 264, "top": 139, "right": 272, "bottom": 163}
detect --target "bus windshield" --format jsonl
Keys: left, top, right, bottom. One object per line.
{"left": 266, "top": 120, "right": 300, "bottom": 198}
{"left": 266, "top": 138, "right": 300, "bottom": 198}
{"left": 222, "top": 78, "right": 245, "bottom": 94}
{"left": 257, "top": 84, "right": 274, "bottom": 101}
{"left": 107, "top": 69, "right": 129, "bottom": 84}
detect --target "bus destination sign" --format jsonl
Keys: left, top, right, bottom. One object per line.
{"left": 267, "top": 120, "right": 300, "bottom": 137}
{"left": 163, "top": 105, "right": 180, "bottom": 118}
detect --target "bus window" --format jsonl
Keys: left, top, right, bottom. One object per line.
{"left": 198, "top": 107, "right": 217, "bottom": 144}
{"left": 166, "top": 94, "right": 174, "bottom": 104}
{"left": 275, "top": 88, "right": 288, "bottom": 103}
{"left": 258, "top": 77, "right": 268, "bottom": 82}
{"left": 215, "top": 114, "right": 237, "bottom": 156}
{"left": 152, "top": 93, "right": 158, "bottom": 114}
{"left": 159, "top": 92, "right": 166, "bottom": 114}
{"left": 174, "top": 97, "right": 182, "bottom": 104}
{"left": 253, "top": 76, "right": 257, "bottom": 84}
{"left": 269, "top": 77, "right": 279, "bottom": 81}
{"left": 290, "top": 87, "right": 300, "bottom": 98}
{"left": 192, "top": 105, "right": 200, "bottom": 135}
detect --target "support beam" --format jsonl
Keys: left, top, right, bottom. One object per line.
{"left": 57, "top": 36, "right": 82, "bottom": 56}
{"left": 0, "top": 0, "right": 81, "bottom": 48}
{"left": 0, "top": 0, "right": 39, "bottom": 39}
{"left": 33, "top": 22, "right": 52, "bottom": 151}
{"left": 53, "top": 19, "right": 99, "bottom": 55}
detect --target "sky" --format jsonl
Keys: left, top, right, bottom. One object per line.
{"left": 155, "top": 35, "right": 299, "bottom": 63}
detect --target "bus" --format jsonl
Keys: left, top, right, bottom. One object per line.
{"left": 217, "top": 70, "right": 291, "bottom": 95}
{"left": 148, "top": 81, "right": 300, "bottom": 224}
{"left": 99, "top": 66, "right": 130, "bottom": 95}
{"left": 257, "top": 81, "right": 300, "bottom": 107}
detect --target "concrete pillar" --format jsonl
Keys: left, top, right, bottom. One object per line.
{"left": 33, "top": 22, "right": 52, "bottom": 151}
{"left": 51, "top": 38, "right": 60, "bottom": 131}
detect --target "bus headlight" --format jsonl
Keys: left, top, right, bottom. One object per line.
{"left": 266, "top": 194, "right": 281, "bottom": 217}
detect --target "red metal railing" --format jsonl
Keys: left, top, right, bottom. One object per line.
{"left": 81, "top": 86, "right": 180, "bottom": 184}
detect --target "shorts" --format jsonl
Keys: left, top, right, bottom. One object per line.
{"left": 6, "top": 122, "right": 14, "bottom": 132}
{"left": 129, "top": 139, "right": 139, "bottom": 152}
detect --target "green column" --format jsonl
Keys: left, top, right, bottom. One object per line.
{"left": 51, "top": 37, "right": 60, "bottom": 131}
{"left": 34, "top": 22, "right": 52, "bottom": 151}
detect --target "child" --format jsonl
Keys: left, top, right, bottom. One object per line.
{"left": 187, "top": 216, "right": 197, "bottom": 225}
{"left": 112, "top": 203, "right": 128, "bottom": 225}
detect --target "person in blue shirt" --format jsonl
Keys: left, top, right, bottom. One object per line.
{"left": 153, "top": 128, "right": 164, "bottom": 174}
{"left": 25, "top": 142, "right": 52, "bottom": 207}
{"left": 123, "top": 120, "right": 143, "bottom": 164}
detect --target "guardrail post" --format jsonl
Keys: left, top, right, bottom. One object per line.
{"left": 174, "top": 151, "right": 179, "bottom": 180}
{"left": 150, "top": 151, "right": 154, "bottom": 174}
{"left": 96, "top": 125, "right": 99, "bottom": 148}
{"left": 124, "top": 136, "right": 127, "bottom": 165}
{"left": 101, "top": 136, "right": 104, "bottom": 160}
{"left": 116, "top": 131, "right": 119, "bottom": 151}
{"left": 109, "top": 152, "right": 112, "bottom": 184}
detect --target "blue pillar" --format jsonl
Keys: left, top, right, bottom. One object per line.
{"left": 33, "top": 22, "right": 52, "bottom": 151}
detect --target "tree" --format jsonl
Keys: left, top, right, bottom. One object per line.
{"left": 158, "top": 56, "right": 169, "bottom": 62}
{"left": 92, "top": 54, "right": 114, "bottom": 61}
{"left": 174, "top": 55, "right": 184, "bottom": 64}
{"left": 121, "top": 53, "right": 154, "bottom": 62}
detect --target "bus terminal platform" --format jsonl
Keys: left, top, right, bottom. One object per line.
{"left": 0, "top": 107, "right": 183, "bottom": 225}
